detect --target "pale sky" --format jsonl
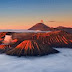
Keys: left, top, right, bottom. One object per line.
{"left": 0, "top": 0, "right": 72, "bottom": 29}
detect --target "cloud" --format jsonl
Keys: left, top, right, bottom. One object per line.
{"left": 49, "top": 21, "right": 56, "bottom": 22}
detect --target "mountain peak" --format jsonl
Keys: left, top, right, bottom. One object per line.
{"left": 56, "top": 26, "right": 67, "bottom": 29}
{"left": 28, "top": 23, "right": 50, "bottom": 31}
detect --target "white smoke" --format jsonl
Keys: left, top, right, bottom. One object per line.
{"left": 3, "top": 35, "right": 12, "bottom": 45}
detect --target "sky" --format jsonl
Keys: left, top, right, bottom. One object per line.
{"left": 0, "top": 0, "right": 72, "bottom": 29}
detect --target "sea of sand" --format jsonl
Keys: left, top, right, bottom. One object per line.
{"left": 0, "top": 48, "right": 72, "bottom": 72}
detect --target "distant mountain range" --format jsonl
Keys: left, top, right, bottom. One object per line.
{"left": 0, "top": 23, "right": 72, "bottom": 33}
{"left": 28, "top": 23, "right": 72, "bottom": 33}
{"left": 54, "top": 26, "right": 72, "bottom": 33}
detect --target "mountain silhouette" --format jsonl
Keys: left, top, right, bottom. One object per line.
{"left": 28, "top": 23, "right": 50, "bottom": 31}
{"left": 55, "top": 26, "right": 72, "bottom": 33}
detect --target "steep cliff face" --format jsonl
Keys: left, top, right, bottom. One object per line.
{"left": 0, "top": 32, "right": 7, "bottom": 44}
{"left": 31, "top": 31, "right": 72, "bottom": 48}
{"left": 6, "top": 40, "right": 59, "bottom": 56}
{"left": 0, "top": 32, "right": 7, "bottom": 39}
{"left": 0, "top": 32, "right": 14, "bottom": 39}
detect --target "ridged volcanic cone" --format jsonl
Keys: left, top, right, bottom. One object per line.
{"left": 6, "top": 40, "right": 59, "bottom": 56}
{"left": 31, "top": 30, "right": 72, "bottom": 48}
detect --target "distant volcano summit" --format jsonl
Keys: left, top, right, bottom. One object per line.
{"left": 28, "top": 22, "right": 50, "bottom": 31}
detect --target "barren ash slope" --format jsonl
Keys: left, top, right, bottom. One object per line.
{"left": 32, "top": 30, "right": 72, "bottom": 48}
{"left": 6, "top": 40, "right": 58, "bottom": 56}
{"left": 12, "top": 30, "right": 72, "bottom": 48}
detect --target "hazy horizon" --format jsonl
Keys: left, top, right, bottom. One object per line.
{"left": 0, "top": 0, "right": 72, "bottom": 29}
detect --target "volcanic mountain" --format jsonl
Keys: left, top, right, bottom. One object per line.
{"left": 28, "top": 23, "right": 51, "bottom": 31}
{"left": 55, "top": 26, "right": 72, "bottom": 33}
{"left": 56, "top": 26, "right": 67, "bottom": 29}
{"left": 6, "top": 40, "right": 59, "bottom": 56}
{"left": 31, "top": 30, "right": 72, "bottom": 48}
{"left": 11, "top": 30, "right": 72, "bottom": 48}
{"left": 0, "top": 30, "right": 72, "bottom": 57}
